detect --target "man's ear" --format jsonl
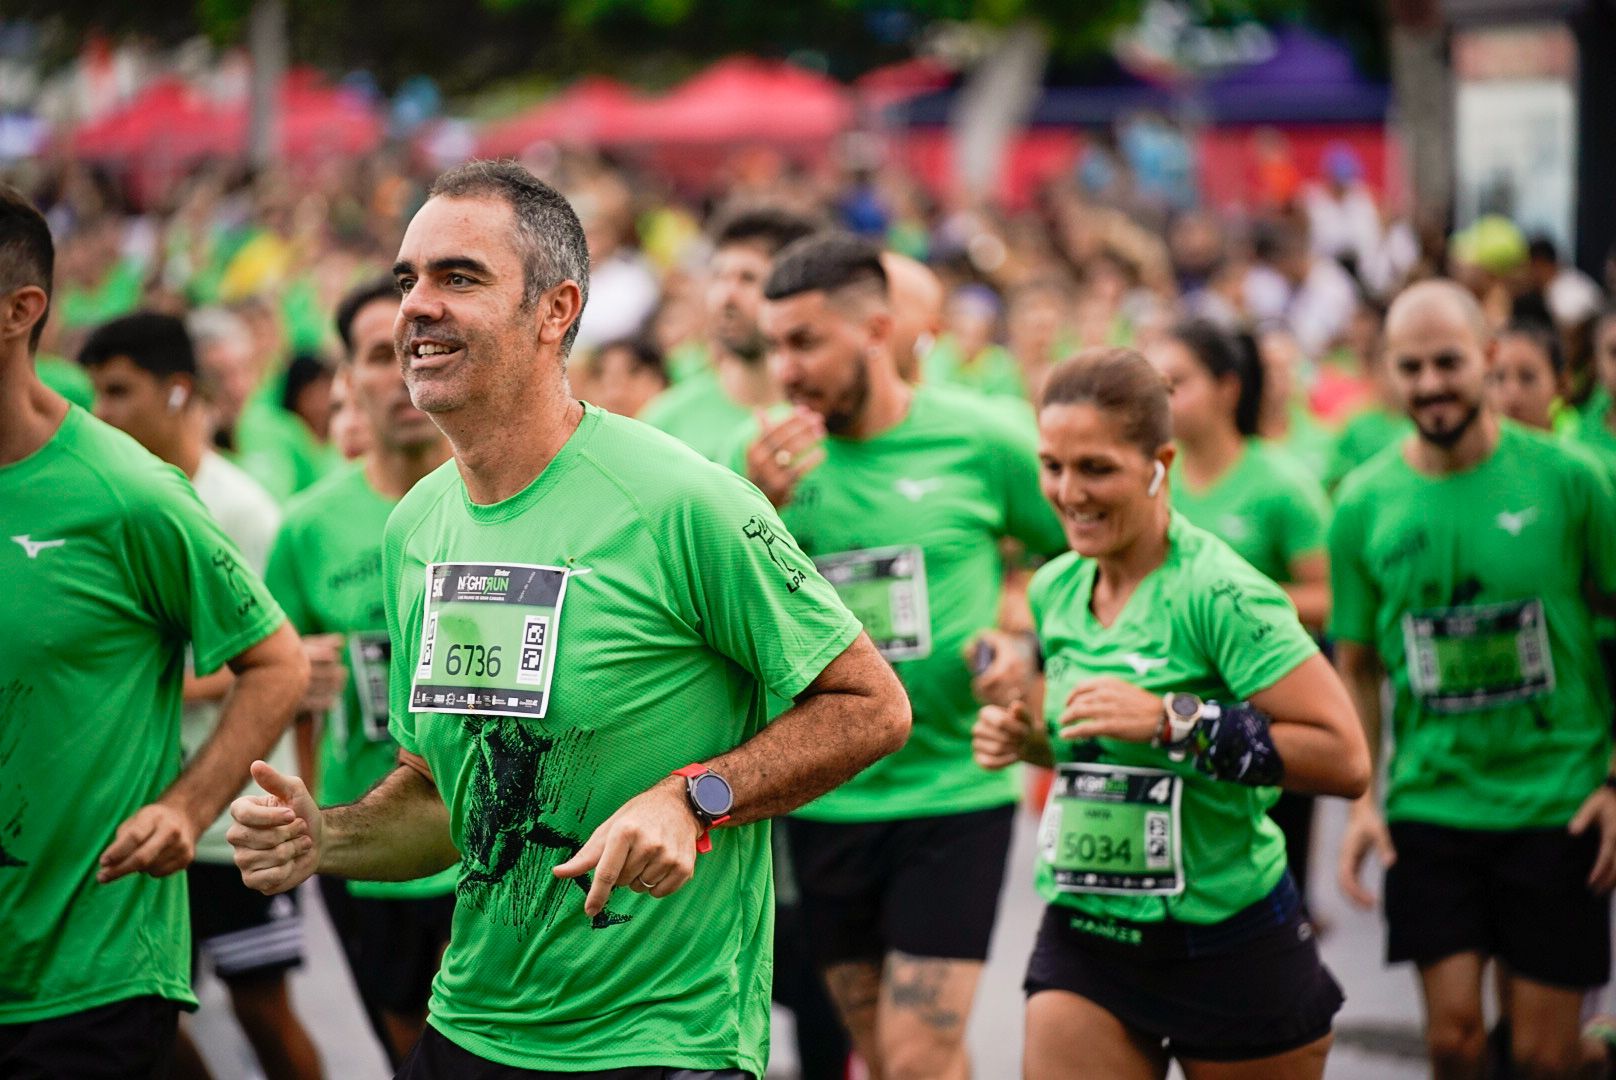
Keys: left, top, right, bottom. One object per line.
{"left": 536, "top": 281, "right": 585, "bottom": 348}
{"left": 0, "top": 285, "right": 48, "bottom": 348}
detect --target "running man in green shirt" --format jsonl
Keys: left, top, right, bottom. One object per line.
{"left": 638, "top": 206, "right": 819, "bottom": 461}
{"left": 733, "top": 233, "right": 1068, "bottom": 1080}
{"left": 0, "top": 184, "right": 309, "bottom": 1079}
{"left": 1333, "top": 279, "right": 1616, "bottom": 1079}
{"left": 971, "top": 347, "right": 1368, "bottom": 1078}
{"left": 263, "top": 277, "right": 457, "bottom": 1067}
{"left": 228, "top": 160, "right": 910, "bottom": 1080}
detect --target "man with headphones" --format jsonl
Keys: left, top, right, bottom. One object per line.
{"left": 728, "top": 233, "right": 1068, "bottom": 1080}
{"left": 76, "top": 312, "right": 324, "bottom": 1080}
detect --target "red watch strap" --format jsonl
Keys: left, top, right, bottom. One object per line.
{"left": 677, "top": 764, "right": 719, "bottom": 853}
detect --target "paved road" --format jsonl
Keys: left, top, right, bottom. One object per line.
{"left": 193, "top": 797, "right": 1429, "bottom": 1079}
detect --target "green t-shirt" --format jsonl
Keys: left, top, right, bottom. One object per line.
{"left": 1029, "top": 514, "right": 1318, "bottom": 925}
{"left": 59, "top": 258, "right": 145, "bottom": 330}
{"left": 1572, "top": 388, "right": 1616, "bottom": 466}
{"left": 384, "top": 405, "right": 860, "bottom": 1074}
{"left": 264, "top": 465, "right": 456, "bottom": 900}
{"left": 1170, "top": 439, "right": 1329, "bottom": 584}
{"left": 1273, "top": 403, "right": 1334, "bottom": 481}
{"left": 922, "top": 335, "right": 1028, "bottom": 400}
{"left": 0, "top": 407, "right": 284, "bottom": 1022}
{"left": 1329, "top": 424, "right": 1616, "bottom": 829}
{"left": 227, "top": 399, "right": 332, "bottom": 505}
{"left": 637, "top": 367, "right": 754, "bottom": 463}
{"left": 665, "top": 340, "right": 712, "bottom": 385}
{"left": 36, "top": 355, "right": 94, "bottom": 410}
{"left": 725, "top": 385, "right": 1068, "bottom": 822}
{"left": 1324, "top": 406, "right": 1410, "bottom": 493}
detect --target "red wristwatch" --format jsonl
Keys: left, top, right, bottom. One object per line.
{"left": 673, "top": 764, "right": 734, "bottom": 854}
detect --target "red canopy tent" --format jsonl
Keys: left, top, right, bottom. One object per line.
{"left": 72, "top": 77, "right": 228, "bottom": 161}
{"left": 614, "top": 57, "right": 852, "bottom": 145}
{"left": 477, "top": 78, "right": 640, "bottom": 158}
{"left": 70, "top": 68, "right": 382, "bottom": 164}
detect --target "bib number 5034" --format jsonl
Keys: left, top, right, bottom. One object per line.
{"left": 1062, "top": 834, "right": 1132, "bottom": 865}
{"left": 444, "top": 643, "right": 503, "bottom": 678}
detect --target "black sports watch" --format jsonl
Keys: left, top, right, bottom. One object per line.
{"left": 674, "top": 764, "right": 733, "bottom": 853}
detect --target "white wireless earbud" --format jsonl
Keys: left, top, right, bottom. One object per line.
{"left": 1147, "top": 460, "right": 1166, "bottom": 497}
{"left": 167, "top": 386, "right": 188, "bottom": 411}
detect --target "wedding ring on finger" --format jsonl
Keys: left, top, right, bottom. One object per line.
{"left": 773, "top": 449, "right": 793, "bottom": 468}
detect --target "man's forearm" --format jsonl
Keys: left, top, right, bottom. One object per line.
{"left": 708, "top": 639, "right": 909, "bottom": 825}
{"left": 1335, "top": 644, "right": 1385, "bottom": 793}
{"left": 164, "top": 627, "right": 304, "bottom": 832}
{"left": 319, "top": 763, "right": 459, "bottom": 882}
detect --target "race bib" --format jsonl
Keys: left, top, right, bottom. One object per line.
{"left": 347, "top": 632, "right": 393, "bottom": 742}
{"left": 1039, "top": 763, "right": 1183, "bottom": 896}
{"left": 813, "top": 545, "right": 931, "bottom": 661}
{"left": 409, "top": 562, "right": 571, "bottom": 719}
{"left": 1403, "top": 598, "right": 1554, "bottom": 713}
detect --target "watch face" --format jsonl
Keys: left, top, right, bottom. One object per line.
{"left": 1170, "top": 694, "right": 1200, "bottom": 720}
{"left": 691, "top": 772, "right": 733, "bottom": 817}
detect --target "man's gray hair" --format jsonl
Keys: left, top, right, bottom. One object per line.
{"left": 428, "top": 160, "right": 592, "bottom": 356}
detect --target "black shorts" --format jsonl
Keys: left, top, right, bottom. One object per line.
{"left": 397, "top": 1023, "right": 753, "bottom": 1079}
{"left": 319, "top": 875, "right": 454, "bottom": 1016}
{"left": 787, "top": 804, "right": 1014, "bottom": 965}
{"left": 187, "top": 860, "right": 303, "bottom": 982}
{"left": 1023, "top": 874, "right": 1343, "bottom": 1062}
{"left": 0, "top": 995, "right": 179, "bottom": 1079}
{"left": 1385, "top": 821, "right": 1612, "bottom": 988}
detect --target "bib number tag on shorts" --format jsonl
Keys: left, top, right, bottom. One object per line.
{"left": 1039, "top": 763, "right": 1183, "bottom": 897}
{"left": 409, "top": 562, "right": 571, "bottom": 719}
{"left": 1403, "top": 598, "right": 1554, "bottom": 713}
{"left": 813, "top": 545, "right": 931, "bottom": 662}
{"left": 347, "top": 632, "right": 393, "bottom": 742}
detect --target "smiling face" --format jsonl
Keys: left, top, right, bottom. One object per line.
{"left": 392, "top": 195, "right": 542, "bottom": 416}
{"left": 1037, "top": 401, "right": 1170, "bottom": 558}
{"left": 1384, "top": 290, "right": 1491, "bottom": 448}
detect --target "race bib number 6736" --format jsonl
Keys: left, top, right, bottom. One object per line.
{"left": 409, "top": 562, "right": 571, "bottom": 719}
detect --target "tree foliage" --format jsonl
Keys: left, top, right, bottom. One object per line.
{"left": 11, "top": 0, "right": 1384, "bottom": 95}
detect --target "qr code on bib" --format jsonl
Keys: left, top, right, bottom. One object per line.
{"left": 517, "top": 615, "right": 548, "bottom": 685}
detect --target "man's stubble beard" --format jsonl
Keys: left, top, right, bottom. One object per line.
{"left": 1413, "top": 400, "right": 1483, "bottom": 449}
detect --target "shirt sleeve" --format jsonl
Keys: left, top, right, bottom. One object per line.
{"left": 660, "top": 461, "right": 862, "bottom": 701}
{"left": 124, "top": 466, "right": 285, "bottom": 676}
{"left": 1190, "top": 553, "right": 1319, "bottom": 701}
{"left": 1326, "top": 490, "right": 1377, "bottom": 645}
{"left": 383, "top": 502, "right": 423, "bottom": 755}
{"left": 263, "top": 519, "right": 316, "bottom": 634}
{"left": 988, "top": 409, "right": 1068, "bottom": 558}
{"left": 1575, "top": 452, "right": 1616, "bottom": 596}
{"left": 1275, "top": 468, "right": 1330, "bottom": 567}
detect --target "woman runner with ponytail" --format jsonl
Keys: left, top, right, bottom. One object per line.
{"left": 973, "top": 348, "right": 1369, "bottom": 1079}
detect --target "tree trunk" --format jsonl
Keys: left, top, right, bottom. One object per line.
{"left": 950, "top": 21, "right": 1049, "bottom": 204}
{"left": 247, "top": 0, "right": 287, "bottom": 169}
{"left": 1387, "top": 0, "right": 1451, "bottom": 231}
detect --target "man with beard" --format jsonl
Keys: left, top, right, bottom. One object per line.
{"left": 732, "top": 233, "right": 1067, "bottom": 1080}
{"left": 262, "top": 278, "right": 456, "bottom": 1067}
{"left": 639, "top": 205, "right": 819, "bottom": 460}
{"left": 1333, "top": 279, "right": 1616, "bottom": 1079}
{"left": 227, "top": 161, "right": 910, "bottom": 1079}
